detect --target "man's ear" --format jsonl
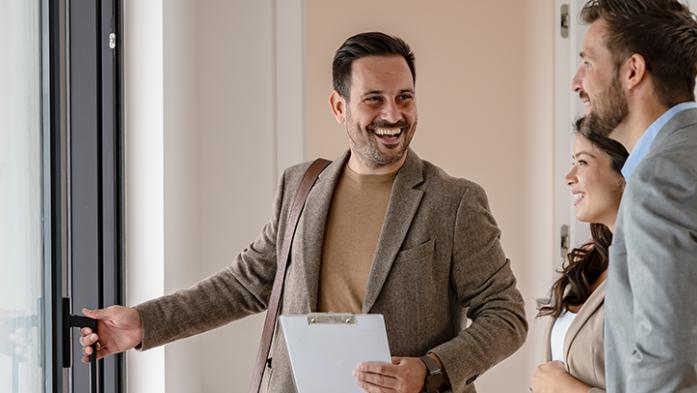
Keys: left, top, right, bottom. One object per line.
{"left": 623, "top": 53, "right": 647, "bottom": 91}
{"left": 329, "top": 90, "right": 347, "bottom": 124}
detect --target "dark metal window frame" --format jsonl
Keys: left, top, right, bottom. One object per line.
{"left": 45, "top": 0, "right": 124, "bottom": 392}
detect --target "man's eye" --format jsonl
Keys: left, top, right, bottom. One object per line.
{"left": 583, "top": 61, "right": 591, "bottom": 69}
{"left": 365, "top": 96, "right": 382, "bottom": 103}
{"left": 578, "top": 160, "right": 588, "bottom": 166}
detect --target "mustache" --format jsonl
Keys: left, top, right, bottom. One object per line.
{"left": 578, "top": 91, "right": 590, "bottom": 101}
{"left": 369, "top": 120, "right": 408, "bottom": 129}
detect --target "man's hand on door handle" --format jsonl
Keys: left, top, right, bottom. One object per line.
{"left": 79, "top": 306, "right": 142, "bottom": 363}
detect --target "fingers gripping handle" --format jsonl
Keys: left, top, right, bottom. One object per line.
{"left": 62, "top": 298, "right": 99, "bottom": 393}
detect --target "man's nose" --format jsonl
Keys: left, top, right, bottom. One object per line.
{"left": 571, "top": 65, "right": 585, "bottom": 93}
{"left": 380, "top": 101, "right": 402, "bottom": 124}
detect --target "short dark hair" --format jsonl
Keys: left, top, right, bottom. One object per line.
{"left": 332, "top": 32, "right": 416, "bottom": 98}
{"left": 581, "top": 0, "right": 697, "bottom": 106}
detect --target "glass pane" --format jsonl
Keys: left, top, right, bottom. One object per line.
{"left": 0, "top": 1, "right": 46, "bottom": 392}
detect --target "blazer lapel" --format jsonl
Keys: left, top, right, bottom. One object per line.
{"left": 362, "top": 150, "right": 424, "bottom": 313}
{"left": 298, "top": 151, "right": 350, "bottom": 312}
{"left": 544, "top": 319, "right": 553, "bottom": 361}
{"left": 563, "top": 280, "right": 606, "bottom": 362}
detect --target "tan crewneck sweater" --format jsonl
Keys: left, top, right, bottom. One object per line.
{"left": 317, "top": 164, "right": 397, "bottom": 313}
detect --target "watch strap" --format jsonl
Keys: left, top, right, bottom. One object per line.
{"left": 420, "top": 354, "right": 445, "bottom": 393}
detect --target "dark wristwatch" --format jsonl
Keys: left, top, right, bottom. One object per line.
{"left": 420, "top": 354, "right": 446, "bottom": 393}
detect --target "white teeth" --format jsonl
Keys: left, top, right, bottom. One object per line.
{"left": 573, "top": 193, "right": 584, "bottom": 201}
{"left": 374, "top": 128, "right": 401, "bottom": 136}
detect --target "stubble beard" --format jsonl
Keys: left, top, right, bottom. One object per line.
{"left": 581, "top": 73, "right": 628, "bottom": 137}
{"left": 346, "top": 114, "right": 415, "bottom": 169}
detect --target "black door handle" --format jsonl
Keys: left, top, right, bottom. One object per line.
{"left": 63, "top": 297, "right": 98, "bottom": 393}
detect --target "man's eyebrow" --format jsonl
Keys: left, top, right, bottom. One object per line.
{"left": 362, "top": 89, "right": 415, "bottom": 96}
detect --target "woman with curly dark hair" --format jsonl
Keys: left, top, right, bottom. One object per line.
{"left": 531, "top": 120, "right": 628, "bottom": 393}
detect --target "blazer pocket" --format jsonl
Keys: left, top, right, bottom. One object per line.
{"left": 396, "top": 238, "right": 435, "bottom": 262}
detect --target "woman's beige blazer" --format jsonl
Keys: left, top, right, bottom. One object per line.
{"left": 544, "top": 280, "right": 606, "bottom": 393}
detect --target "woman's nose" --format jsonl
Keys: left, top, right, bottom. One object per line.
{"left": 565, "top": 167, "right": 577, "bottom": 185}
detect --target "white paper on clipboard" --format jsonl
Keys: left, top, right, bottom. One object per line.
{"left": 279, "top": 313, "right": 392, "bottom": 393}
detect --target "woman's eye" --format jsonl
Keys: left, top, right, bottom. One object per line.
{"left": 578, "top": 160, "right": 588, "bottom": 166}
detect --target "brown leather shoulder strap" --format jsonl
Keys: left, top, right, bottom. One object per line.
{"left": 249, "top": 158, "right": 332, "bottom": 393}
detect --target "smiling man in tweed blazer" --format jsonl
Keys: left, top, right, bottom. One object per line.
{"left": 78, "top": 32, "right": 527, "bottom": 393}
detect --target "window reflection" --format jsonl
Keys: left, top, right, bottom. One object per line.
{"left": 0, "top": 1, "right": 45, "bottom": 392}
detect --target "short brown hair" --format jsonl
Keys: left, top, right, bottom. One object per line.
{"left": 332, "top": 32, "right": 415, "bottom": 99}
{"left": 581, "top": 0, "right": 697, "bottom": 106}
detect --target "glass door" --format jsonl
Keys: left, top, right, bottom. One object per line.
{"left": 0, "top": 1, "right": 47, "bottom": 392}
{"left": 0, "top": 0, "right": 123, "bottom": 392}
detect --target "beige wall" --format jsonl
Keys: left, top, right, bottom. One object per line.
{"left": 194, "top": 1, "right": 276, "bottom": 391}
{"left": 305, "top": 1, "right": 555, "bottom": 391}
{"left": 162, "top": 0, "right": 203, "bottom": 391}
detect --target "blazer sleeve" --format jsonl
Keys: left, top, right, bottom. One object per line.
{"left": 430, "top": 182, "right": 528, "bottom": 390}
{"left": 133, "top": 170, "right": 288, "bottom": 350}
{"left": 620, "top": 156, "right": 697, "bottom": 393}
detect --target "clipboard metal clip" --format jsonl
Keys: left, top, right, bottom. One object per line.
{"left": 306, "top": 313, "right": 355, "bottom": 325}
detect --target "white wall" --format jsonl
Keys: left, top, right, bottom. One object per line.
{"left": 124, "top": 0, "right": 302, "bottom": 391}
{"left": 305, "top": 2, "right": 555, "bottom": 391}
{"left": 123, "top": 0, "right": 166, "bottom": 392}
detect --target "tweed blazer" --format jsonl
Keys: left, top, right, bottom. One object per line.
{"left": 134, "top": 149, "right": 527, "bottom": 393}
{"left": 605, "top": 108, "right": 697, "bottom": 393}
{"left": 544, "top": 281, "right": 606, "bottom": 393}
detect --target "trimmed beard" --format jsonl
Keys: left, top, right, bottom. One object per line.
{"left": 345, "top": 111, "right": 414, "bottom": 168}
{"left": 581, "top": 72, "right": 628, "bottom": 137}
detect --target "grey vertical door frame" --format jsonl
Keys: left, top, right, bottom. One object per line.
{"left": 46, "top": 0, "right": 64, "bottom": 390}
{"left": 49, "top": 0, "right": 124, "bottom": 392}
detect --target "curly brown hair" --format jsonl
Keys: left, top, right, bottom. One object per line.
{"left": 538, "top": 120, "right": 628, "bottom": 318}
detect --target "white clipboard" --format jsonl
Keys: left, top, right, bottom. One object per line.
{"left": 279, "top": 313, "right": 392, "bottom": 393}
